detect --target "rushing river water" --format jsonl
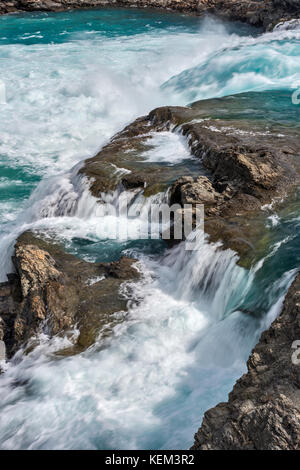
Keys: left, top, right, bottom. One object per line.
{"left": 0, "top": 8, "right": 300, "bottom": 450}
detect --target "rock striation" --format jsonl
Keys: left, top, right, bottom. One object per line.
{"left": 1, "top": 1, "right": 300, "bottom": 31}
{"left": 192, "top": 272, "right": 300, "bottom": 450}
{"left": 0, "top": 231, "right": 139, "bottom": 358}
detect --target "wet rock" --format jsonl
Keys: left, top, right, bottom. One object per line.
{"left": 272, "top": 0, "right": 299, "bottom": 10}
{"left": 170, "top": 176, "right": 220, "bottom": 207}
{"left": 0, "top": 231, "right": 139, "bottom": 358}
{"left": 79, "top": 91, "right": 300, "bottom": 266}
{"left": 80, "top": 114, "right": 201, "bottom": 200}
{"left": 146, "top": 92, "right": 300, "bottom": 264}
{"left": 192, "top": 272, "right": 300, "bottom": 450}
{"left": 198, "top": 0, "right": 300, "bottom": 30}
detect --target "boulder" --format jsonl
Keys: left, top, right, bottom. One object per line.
{"left": 0, "top": 231, "right": 139, "bottom": 357}
{"left": 170, "top": 176, "right": 220, "bottom": 206}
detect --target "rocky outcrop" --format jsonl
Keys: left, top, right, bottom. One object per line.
{"left": 2, "top": 92, "right": 296, "bottom": 360}
{"left": 273, "top": 0, "right": 299, "bottom": 10}
{"left": 205, "top": 0, "right": 300, "bottom": 30}
{"left": 81, "top": 91, "right": 300, "bottom": 266}
{"left": 1, "top": 1, "right": 300, "bottom": 32}
{"left": 162, "top": 92, "right": 300, "bottom": 265}
{"left": 170, "top": 176, "right": 222, "bottom": 207}
{"left": 192, "top": 272, "right": 300, "bottom": 450}
{"left": 0, "top": 231, "right": 139, "bottom": 359}
{"left": 165, "top": 109, "right": 299, "bottom": 261}
{"left": 80, "top": 113, "right": 202, "bottom": 199}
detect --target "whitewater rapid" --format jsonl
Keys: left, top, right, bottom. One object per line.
{"left": 1, "top": 14, "right": 300, "bottom": 225}
{"left": 0, "top": 9, "right": 300, "bottom": 449}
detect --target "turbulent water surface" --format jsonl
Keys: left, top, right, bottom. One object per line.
{"left": 0, "top": 8, "right": 300, "bottom": 449}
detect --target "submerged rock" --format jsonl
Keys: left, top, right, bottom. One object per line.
{"left": 0, "top": 231, "right": 139, "bottom": 358}
{"left": 192, "top": 272, "right": 300, "bottom": 450}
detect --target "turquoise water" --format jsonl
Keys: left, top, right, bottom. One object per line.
{"left": 0, "top": 8, "right": 255, "bottom": 45}
{"left": 0, "top": 8, "right": 300, "bottom": 450}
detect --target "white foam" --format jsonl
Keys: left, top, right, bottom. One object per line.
{"left": 274, "top": 19, "right": 300, "bottom": 32}
{"left": 162, "top": 24, "right": 300, "bottom": 102}
{"left": 86, "top": 276, "right": 105, "bottom": 286}
{"left": 141, "top": 131, "right": 191, "bottom": 164}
